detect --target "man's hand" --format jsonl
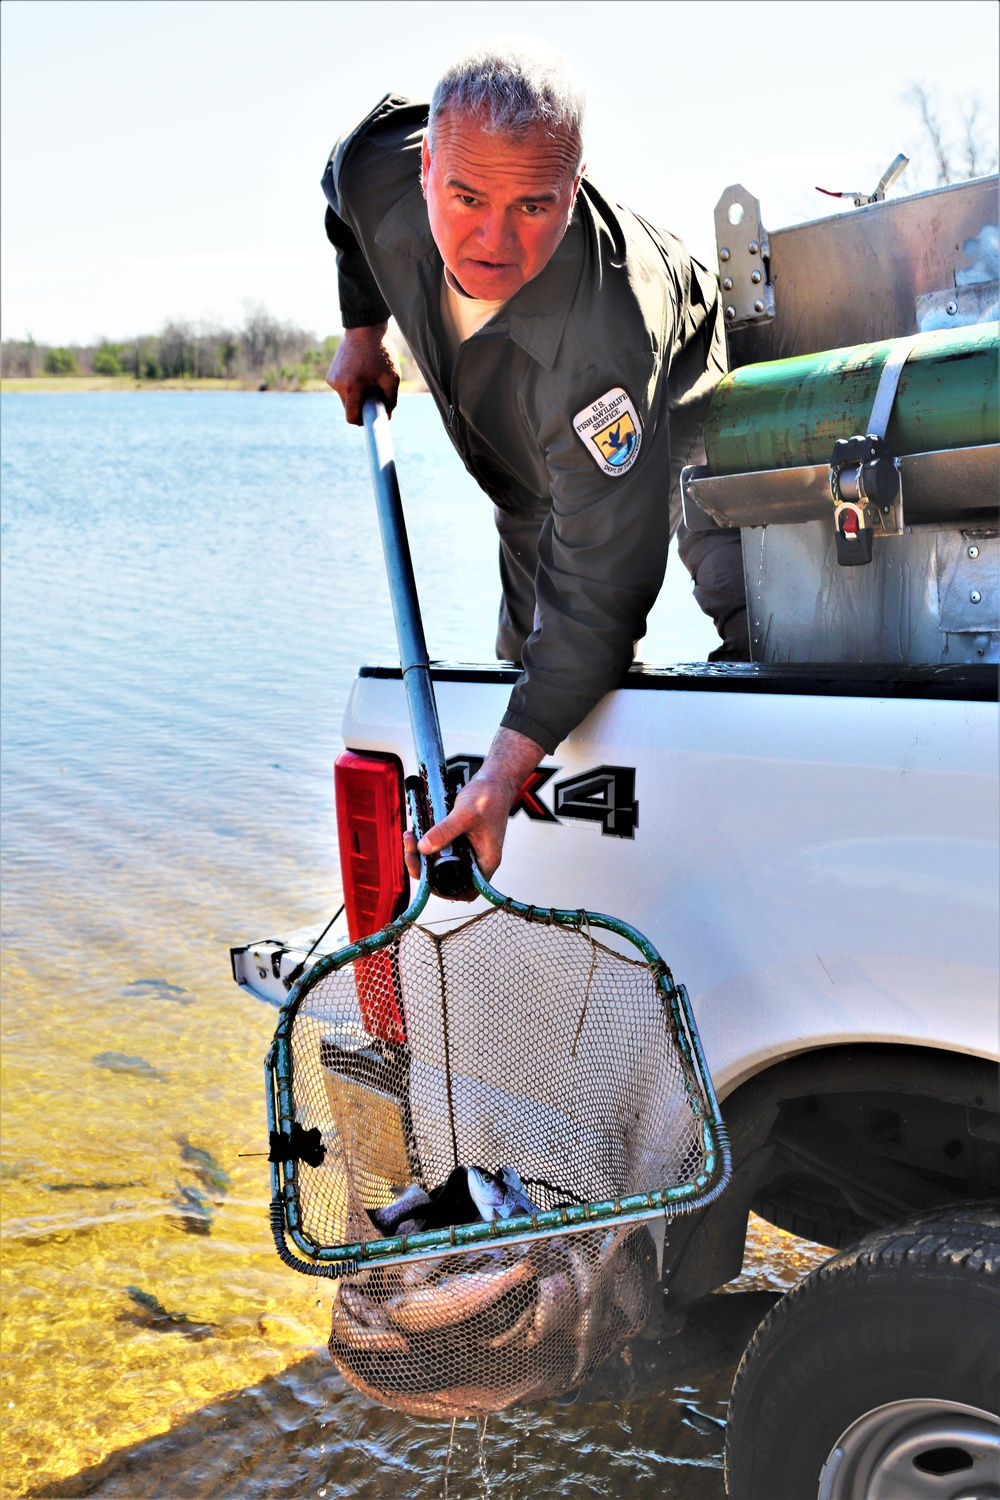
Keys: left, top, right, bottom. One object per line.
{"left": 403, "top": 727, "right": 545, "bottom": 887}
{"left": 327, "top": 324, "right": 400, "bottom": 425}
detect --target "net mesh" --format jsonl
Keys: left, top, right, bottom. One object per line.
{"left": 282, "top": 903, "right": 711, "bottom": 1416}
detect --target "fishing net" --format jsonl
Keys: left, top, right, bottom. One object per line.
{"left": 267, "top": 900, "right": 728, "bottom": 1417}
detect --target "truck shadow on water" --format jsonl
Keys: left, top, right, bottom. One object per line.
{"left": 28, "top": 1290, "right": 779, "bottom": 1500}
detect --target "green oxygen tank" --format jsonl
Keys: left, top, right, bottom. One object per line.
{"left": 703, "top": 321, "right": 999, "bottom": 476}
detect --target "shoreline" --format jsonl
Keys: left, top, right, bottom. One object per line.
{"left": 0, "top": 376, "right": 429, "bottom": 395}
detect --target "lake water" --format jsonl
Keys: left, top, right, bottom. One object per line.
{"left": 1, "top": 393, "right": 828, "bottom": 1498}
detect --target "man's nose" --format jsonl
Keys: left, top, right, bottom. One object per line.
{"left": 475, "top": 209, "right": 518, "bottom": 254}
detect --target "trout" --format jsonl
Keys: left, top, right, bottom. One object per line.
{"left": 383, "top": 1256, "right": 535, "bottom": 1333}
{"left": 331, "top": 1286, "right": 409, "bottom": 1353}
{"left": 524, "top": 1268, "right": 576, "bottom": 1348}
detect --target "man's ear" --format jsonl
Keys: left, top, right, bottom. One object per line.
{"left": 420, "top": 133, "right": 431, "bottom": 197}
{"left": 568, "top": 164, "right": 585, "bottom": 219}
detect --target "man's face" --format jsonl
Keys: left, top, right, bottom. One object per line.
{"left": 421, "top": 110, "right": 583, "bottom": 302}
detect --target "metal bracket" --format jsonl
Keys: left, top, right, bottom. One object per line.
{"left": 829, "top": 334, "right": 918, "bottom": 564}
{"left": 916, "top": 280, "right": 1000, "bottom": 333}
{"left": 680, "top": 463, "right": 731, "bottom": 531}
{"left": 714, "top": 185, "right": 775, "bottom": 330}
{"left": 676, "top": 445, "right": 997, "bottom": 531}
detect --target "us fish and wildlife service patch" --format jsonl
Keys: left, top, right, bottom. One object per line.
{"left": 572, "top": 387, "right": 642, "bottom": 476}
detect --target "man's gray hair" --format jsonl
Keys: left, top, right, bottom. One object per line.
{"left": 429, "top": 39, "right": 585, "bottom": 168}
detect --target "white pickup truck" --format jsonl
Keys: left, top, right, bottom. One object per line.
{"left": 235, "top": 173, "right": 1000, "bottom": 1498}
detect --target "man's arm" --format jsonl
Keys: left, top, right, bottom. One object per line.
{"left": 321, "top": 129, "right": 401, "bottom": 424}
{"left": 403, "top": 726, "right": 545, "bottom": 883}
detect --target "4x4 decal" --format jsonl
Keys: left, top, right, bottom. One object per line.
{"left": 553, "top": 766, "right": 639, "bottom": 839}
{"left": 446, "top": 757, "right": 638, "bottom": 839}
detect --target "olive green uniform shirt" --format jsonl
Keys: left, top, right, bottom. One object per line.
{"left": 323, "top": 94, "right": 725, "bottom": 754}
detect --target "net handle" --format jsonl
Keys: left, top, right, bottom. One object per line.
{"left": 362, "top": 396, "right": 472, "bottom": 899}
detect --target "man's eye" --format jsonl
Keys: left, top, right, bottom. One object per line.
{"left": 522, "top": 203, "right": 544, "bottom": 216}
{"left": 457, "top": 194, "right": 478, "bottom": 207}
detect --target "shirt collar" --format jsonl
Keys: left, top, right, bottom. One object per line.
{"left": 374, "top": 184, "right": 584, "bottom": 373}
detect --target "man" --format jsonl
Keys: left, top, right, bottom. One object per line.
{"left": 324, "top": 41, "right": 746, "bottom": 883}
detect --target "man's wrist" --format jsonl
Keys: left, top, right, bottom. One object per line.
{"left": 342, "top": 323, "right": 389, "bottom": 344}
{"left": 477, "top": 727, "right": 545, "bottom": 798}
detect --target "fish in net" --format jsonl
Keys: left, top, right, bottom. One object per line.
{"left": 327, "top": 1222, "right": 656, "bottom": 1418}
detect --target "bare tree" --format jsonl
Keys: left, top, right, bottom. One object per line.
{"left": 241, "top": 302, "right": 287, "bottom": 374}
{"left": 158, "top": 320, "right": 196, "bottom": 379}
{"left": 962, "top": 99, "right": 994, "bottom": 179}
{"left": 907, "top": 82, "right": 999, "bottom": 186}
{"left": 1, "top": 336, "right": 38, "bottom": 377}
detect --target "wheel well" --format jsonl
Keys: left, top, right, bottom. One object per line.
{"left": 663, "top": 1044, "right": 1000, "bottom": 1304}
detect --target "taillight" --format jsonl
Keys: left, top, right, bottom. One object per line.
{"left": 334, "top": 750, "right": 408, "bottom": 1044}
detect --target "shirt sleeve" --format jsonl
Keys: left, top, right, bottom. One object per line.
{"left": 500, "top": 346, "right": 674, "bottom": 754}
{"left": 320, "top": 118, "right": 391, "bottom": 330}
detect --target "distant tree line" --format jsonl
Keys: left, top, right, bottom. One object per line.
{"left": 1, "top": 305, "right": 425, "bottom": 389}
{"left": 1, "top": 305, "right": 339, "bottom": 387}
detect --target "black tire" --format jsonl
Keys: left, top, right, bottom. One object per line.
{"left": 725, "top": 1202, "right": 1000, "bottom": 1499}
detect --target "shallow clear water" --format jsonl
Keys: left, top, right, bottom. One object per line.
{"left": 1, "top": 392, "right": 828, "bottom": 1498}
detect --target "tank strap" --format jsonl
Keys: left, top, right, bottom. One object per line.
{"left": 867, "top": 334, "right": 921, "bottom": 439}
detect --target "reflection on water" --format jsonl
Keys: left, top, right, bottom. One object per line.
{"left": 25, "top": 1334, "right": 746, "bottom": 1499}
{"left": 2, "top": 393, "right": 824, "bottom": 1498}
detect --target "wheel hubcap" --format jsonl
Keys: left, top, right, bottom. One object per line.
{"left": 818, "top": 1400, "right": 1000, "bottom": 1500}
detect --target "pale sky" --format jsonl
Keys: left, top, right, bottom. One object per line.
{"left": 2, "top": 0, "right": 998, "bottom": 345}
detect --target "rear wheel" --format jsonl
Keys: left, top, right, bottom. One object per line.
{"left": 724, "top": 1203, "right": 1000, "bottom": 1499}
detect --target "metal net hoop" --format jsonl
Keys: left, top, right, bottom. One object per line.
{"left": 284, "top": 903, "right": 707, "bottom": 1255}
